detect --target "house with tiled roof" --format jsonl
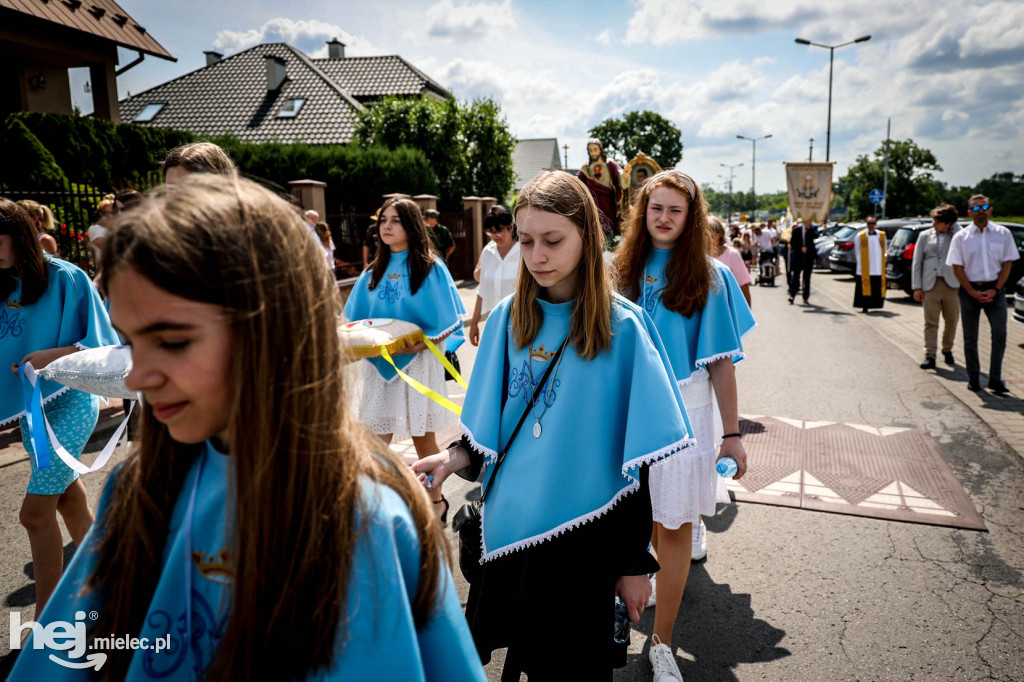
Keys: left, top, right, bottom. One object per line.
{"left": 512, "top": 138, "right": 563, "bottom": 194}
{"left": 0, "top": 0, "right": 175, "bottom": 121}
{"left": 119, "top": 40, "right": 450, "bottom": 145}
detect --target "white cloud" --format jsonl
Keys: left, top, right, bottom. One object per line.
{"left": 416, "top": 0, "right": 516, "bottom": 43}
{"left": 213, "top": 18, "right": 379, "bottom": 57}
{"left": 596, "top": 29, "right": 612, "bottom": 46}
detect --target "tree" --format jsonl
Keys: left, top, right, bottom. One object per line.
{"left": 835, "top": 138, "right": 943, "bottom": 219}
{"left": 974, "top": 172, "right": 1024, "bottom": 216}
{"left": 355, "top": 95, "right": 516, "bottom": 209}
{"left": 587, "top": 111, "right": 683, "bottom": 168}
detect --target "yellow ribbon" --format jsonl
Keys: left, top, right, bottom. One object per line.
{"left": 379, "top": 337, "right": 467, "bottom": 415}
{"left": 859, "top": 229, "right": 886, "bottom": 297}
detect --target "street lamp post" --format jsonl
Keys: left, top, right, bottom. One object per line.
{"left": 736, "top": 134, "right": 771, "bottom": 218}
{"left": 720, "top": 162, "right": 743, "bottom": 220}
{"left": 794, "top": 35, "right": 871, "bottom": 162}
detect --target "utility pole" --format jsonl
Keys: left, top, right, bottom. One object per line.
{"left": 720, "top": 163, "right": 743, "bottom": 221}
{"left": 562, "top": 144, "right": 569, "bottom": 169}
{"left": 809, "top": 138, "right": 814, "bottom": 162}
{"left": 881, "top": 118, "right": 891, "bottom": 219}
{"left": 737, "top": 135, "right": 771, "bottom": 216}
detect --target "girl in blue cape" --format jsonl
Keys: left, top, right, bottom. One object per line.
{"left": 9, "top": 176, "right": 484, "bottom": 681}
{"left": 344, "top": 197, "right": 465, "bottom": 522}
{"left": 413, "top": 171, "right": 695, "bottom": 680}
{"left": 613, "top": 170, "right": 755, "bottom": 682}
{"left": 1, "top": 199, "right": 119, "bottom": 618}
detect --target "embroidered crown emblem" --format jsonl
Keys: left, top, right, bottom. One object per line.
{"left": 6, "top": 300, "right": 21, "bottom": 309}
{"left": 644, "top": 274, "right": 659, "bottom": 284}
{"left": 528, "top": 344, "right": 554, "bottom": 362}
{"left": 192, "top": 549, "right": 235, "bottom": 584}
{"left": 387, "top": 273, "right": 401, "bottom": 280}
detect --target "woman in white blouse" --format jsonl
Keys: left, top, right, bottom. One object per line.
{"left": 469, "top": 205, "right": 520, "bottom": 345}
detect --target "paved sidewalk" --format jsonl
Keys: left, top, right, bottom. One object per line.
{"left": 805, "top": 271, "right": 1024, "bottom": 459}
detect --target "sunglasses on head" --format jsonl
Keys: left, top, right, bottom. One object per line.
{"left": 969, "top": 204, "right": 991, "bottom": 212}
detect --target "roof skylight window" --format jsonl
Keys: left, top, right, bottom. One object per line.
{"left": 134, "top": 103, "right": 165, "bottom": 122}
{"left": 276, "top": 98, "right": 306, "bottom": 118}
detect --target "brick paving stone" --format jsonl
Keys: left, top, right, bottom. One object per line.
{"left": 808, "top": 271, "right": 1024, "bottom": 459}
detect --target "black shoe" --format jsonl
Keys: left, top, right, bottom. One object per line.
{"left": 803, "top": 297, "right": 809, "bottom": 305}
{"left": 920, "top": 357, "right": 936, "bottom": 370}
{"left": 967, "top": 379, "right": 981, "bottom": 391}
{"left": 788, "top": 296, "right": 794, "bottom": 304}
{"left": 861, "top": 308, "right": 869, "bottom": 313}
{"left": 988, "top": 381, "right": 1009, "bottom": 395}
{"left": 942, "top": 351, "right": 954, "bottom": 366}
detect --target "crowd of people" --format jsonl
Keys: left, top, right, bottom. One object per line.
{"left": 3, "top": 138, "right": 1016, "bottom": 681}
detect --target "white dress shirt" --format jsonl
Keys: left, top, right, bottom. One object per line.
{"left": 478, "top": 241, "right": 520, "bottom": 314}
{"left": 946, "top": 221, "right": 1019, "bottom": 282}
{"left": 854, "top": 230, "right": 884, "bottom": 276}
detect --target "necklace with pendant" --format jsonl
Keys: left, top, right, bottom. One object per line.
{"left": 527, "top": 338, "right": 568, "bottom": 438}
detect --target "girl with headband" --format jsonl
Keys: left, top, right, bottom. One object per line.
{"left": 613, "top": 169, "right": 755, "bottom": 682}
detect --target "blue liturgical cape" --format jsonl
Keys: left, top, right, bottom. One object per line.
{"left": 10, "top": 442, "right": 485, "bottom": 681}
{"left": 344, "top": 251, "right": 466, "bottom": 381}
{"left": 640, "top": 250, "right": 756, "bottom": 383}
{"left": 460, "top": 294, "right": 695, "bottom": 561}
{"left": 1, "top": 257, "right": 120, "bottom": 426}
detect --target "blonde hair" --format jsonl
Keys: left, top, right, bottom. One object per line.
{"left": 93, "top": 175, "right": 447, "bottom": 680}
{"left": 511, "top": 171, "right": 611, "bottom": 360}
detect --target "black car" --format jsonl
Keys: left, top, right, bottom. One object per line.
{"left": 886, "top": 221, "right": 1024, "bottom": 297}
{"left": 1015, "top": 279, "right": 1024, "bottom": 324}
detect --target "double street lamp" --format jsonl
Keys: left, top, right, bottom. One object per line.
{"left": 719, "top": 162, "right": 743, "bottom": 219}
{"left": 736, "top": 135, "right": 771, "bottom": 217}
{"left": 794, "top": 35, "right": 872, "bottom": 162}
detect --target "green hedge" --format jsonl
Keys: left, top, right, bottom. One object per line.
{"left": 212, "top": 136, "right": 439, "bottom": 213}
{"left": 2, "top": 112, "right": 193, "bottom": 190}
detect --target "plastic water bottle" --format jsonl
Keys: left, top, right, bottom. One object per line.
{"left": 716, "top": 456, "right": 738, "bottom": 479}
{"left": 613, "top": 598, "right": 631, "bottom": 645}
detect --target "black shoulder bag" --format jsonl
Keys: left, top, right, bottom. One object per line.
{"left": 451, "top": 336, "right": 569, "bottom": 584}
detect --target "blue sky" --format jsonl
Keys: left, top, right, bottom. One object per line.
{"left": 77, "top": 0, "right": 1024, "bottom": 198}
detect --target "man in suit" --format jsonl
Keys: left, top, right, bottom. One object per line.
{"left": 787, "top": 220, "right": 819, "bottom": 304}
{"left": 913, "top": 205, "right": 962, "bottom": 370}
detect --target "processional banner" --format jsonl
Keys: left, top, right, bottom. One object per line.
{"left": 785, "top": 162, "right": 834, "bottom": 223}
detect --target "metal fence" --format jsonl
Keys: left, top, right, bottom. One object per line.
{"left": 1, "top": 172, "right": 163, "bottom": 275}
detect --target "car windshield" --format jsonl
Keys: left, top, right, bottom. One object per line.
{"left": 833, "top": 226, "right": 859, "bottom": 240}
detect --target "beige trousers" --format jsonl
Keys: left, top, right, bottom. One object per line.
{"left": 923, "top": 278, "right": 960, "bottom": 357}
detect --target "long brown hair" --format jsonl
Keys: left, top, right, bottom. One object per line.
{"left": 0, "top": 198, "right": 48, "bottom": 304}
{"left": 92, "top": 176, "right": 447, "bottom": 680}
{"left": 368, "top": 197, "right": 436, "bottom": 294}
{"left": 511, "top": 171, "right": 611, "bottom": 360}
{"left": 613, "top": 170, "right": 712, "bottom": 316}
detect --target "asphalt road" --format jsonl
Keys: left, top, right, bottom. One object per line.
{"left": 1, "top": 272, "right": 1021, "bottom": 680}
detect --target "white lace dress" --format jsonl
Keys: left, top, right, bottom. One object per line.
{"left": 351, "top": 346, "right": 454, "bottom": 437}
{"left": 650, "top": 367, "right": 731, "bottom": 529}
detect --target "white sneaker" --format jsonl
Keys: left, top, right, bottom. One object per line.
{"left": 648, "top": 573, "right": 657, "bottom": 606}
{"left": 649, "top": 635, "right": 684, "bottom": 681}
{"left": 691, "top": 519, "right": 707, "bottom": 561}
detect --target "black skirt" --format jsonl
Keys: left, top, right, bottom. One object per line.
{"left": 854, "top": 275, "right": 885, "bottom": 309}
{"left": 461, "top": 460, "right": 658, "bottom": 681}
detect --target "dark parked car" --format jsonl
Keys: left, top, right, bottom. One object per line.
{"left": 1015, "top": 279, "right": 1024, "bottom": 324}
{"left": 886, "top": 221, "right": 1024, "bottom": 297}
{"left": 827, "top": 219, "right": 926, "bottom": 273}
{"left": 812, "top": 223, "right": 847, "bottom": 269}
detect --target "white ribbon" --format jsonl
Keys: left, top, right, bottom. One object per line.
{"left": 23, "top": 362, "right": 134, "bottom": 475}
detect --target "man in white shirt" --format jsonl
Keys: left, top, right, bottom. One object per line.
{"left": 946, "top": 195, "right": 1020, "bottom": 393}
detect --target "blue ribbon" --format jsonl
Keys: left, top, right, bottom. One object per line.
{"left": 19, "top": 365, "right": 52, "bottom": 469}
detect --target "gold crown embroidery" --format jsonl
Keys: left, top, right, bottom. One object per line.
{"left": 387, "top": 273, "right": 401, "bottom": 280}
{"left": 644, "top": 274, "right": 659, "bottom": 284}
{"left": 6, "top": 299, "right": 21, "bottom": 309}
{"left": 192, "top": 548, "right": 235, "bottom": 584}
{"left": 528, "top": 344, "right": 554, "bottom": 362}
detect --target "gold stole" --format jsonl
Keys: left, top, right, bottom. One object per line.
{"left": 859, "top": 230, "right": 886, "bottom": 296}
